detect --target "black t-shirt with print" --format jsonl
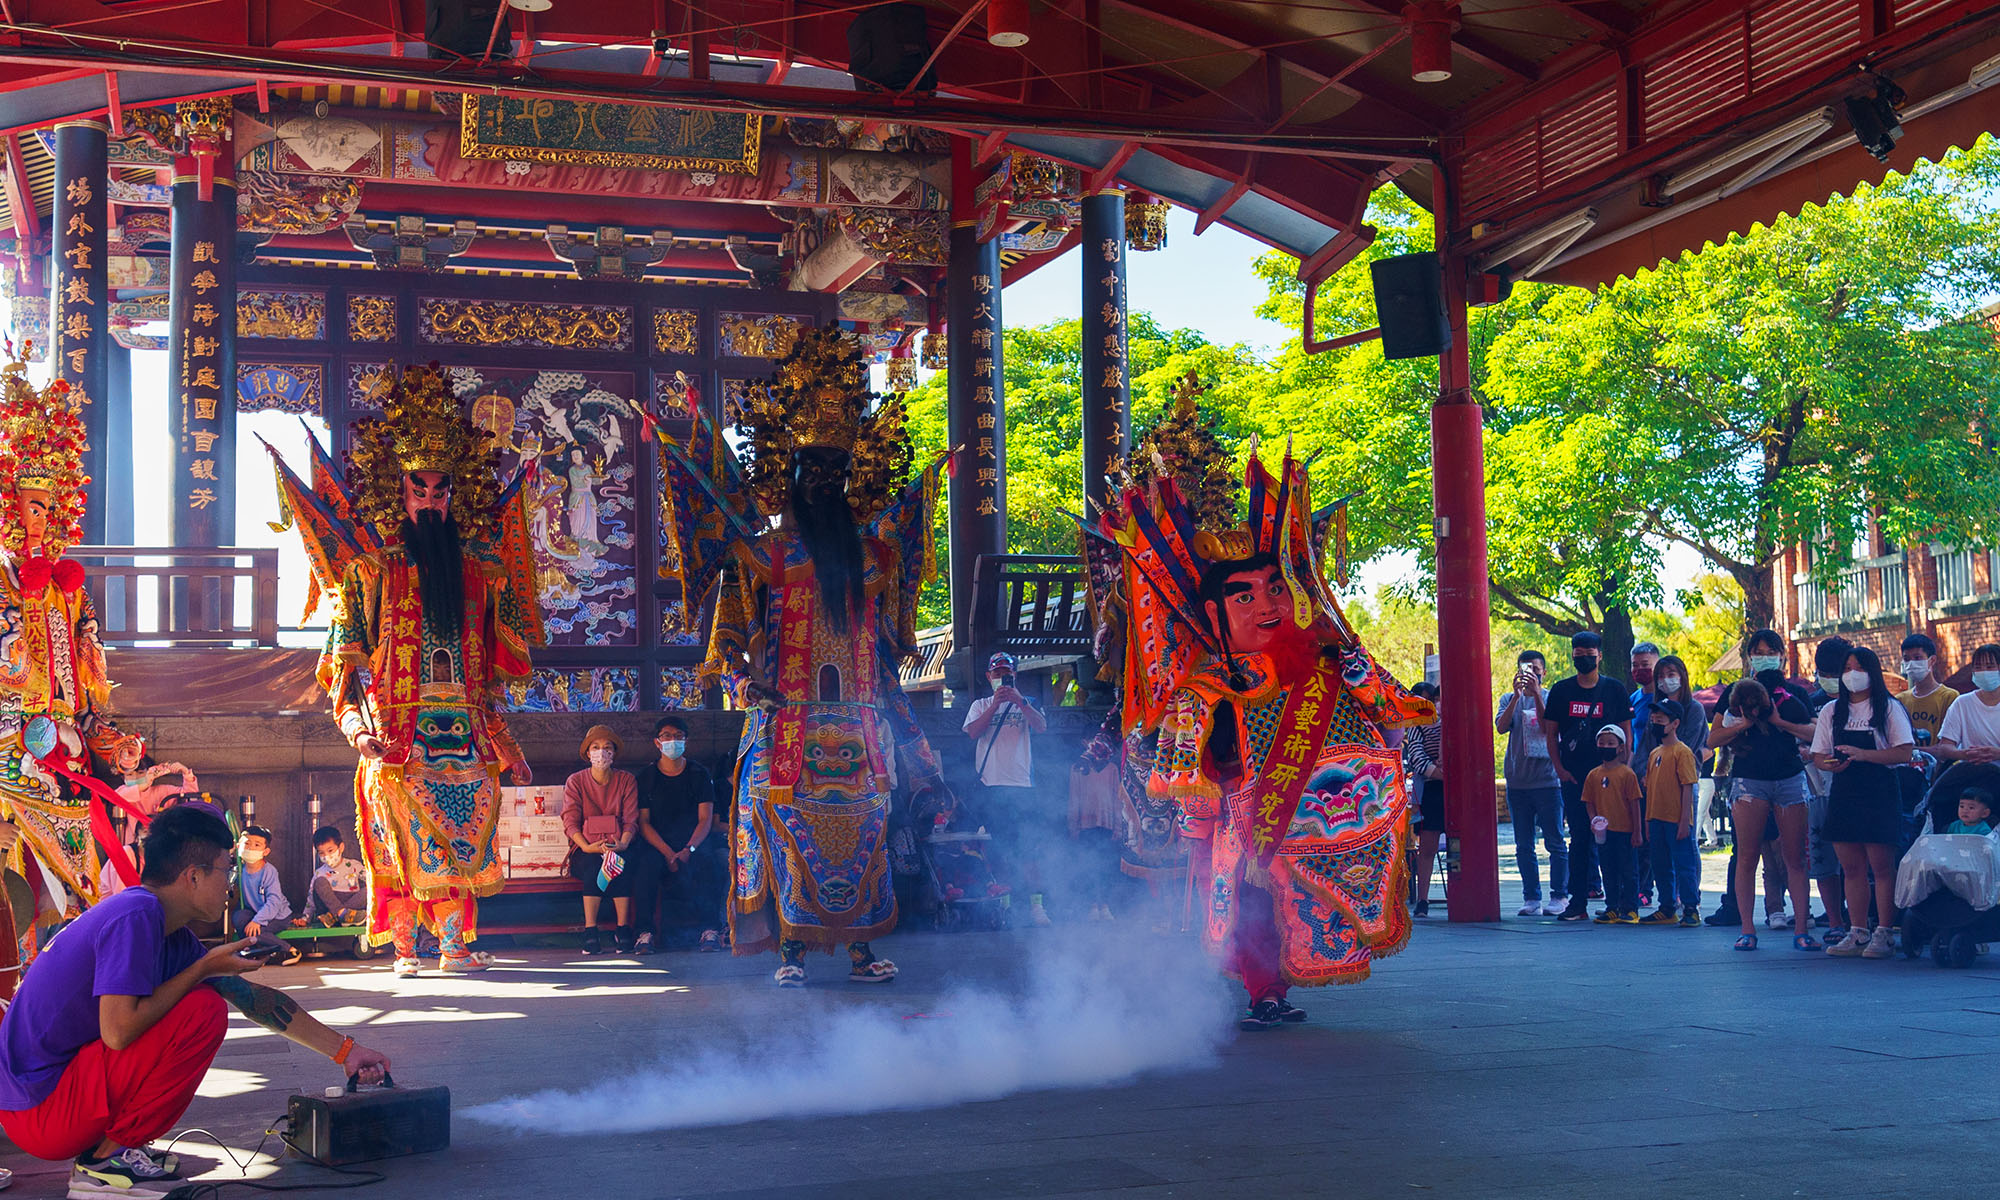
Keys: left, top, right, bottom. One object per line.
{"left": 1545, "top": 675, "right": 1633, "bottom": 779}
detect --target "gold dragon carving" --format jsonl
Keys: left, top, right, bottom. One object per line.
{"left": 418, "top": 297, "right": 632, "bottom": 351}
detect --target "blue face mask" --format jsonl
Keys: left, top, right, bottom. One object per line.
{"left": 1974, "top": 671, "right": 2000, "bottom": 695}
{"left": 658, "top": 739, "right": 686, "bottom": 760}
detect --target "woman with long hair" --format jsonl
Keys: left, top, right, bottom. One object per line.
{"left": 1811, "top": 646, "right": 1914, "bottom": 959}
{"left": 1403, "top": 681, "right": 1445, "bottom": 917}
{"left": 1709, "top": 657, "right": 1815, "bottom": 952}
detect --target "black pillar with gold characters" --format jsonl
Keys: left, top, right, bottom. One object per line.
{"left": 945, "top": 221, "right": 1006, "bottom": 657}
{"left": 167, "top": 157, "right": 236, "bottom": 550}
{"left": 1080, "top": 188, "right": 1130, "bottom": 511}
{"left": 50, "top": 119, "right": 108, "bottom": 543}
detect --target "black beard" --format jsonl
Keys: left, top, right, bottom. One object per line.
{"left": 400, "top": 510, "right": 465, "bottom": 644}
{"left": 790, "top": 462, "right": 864, "bottom": 636}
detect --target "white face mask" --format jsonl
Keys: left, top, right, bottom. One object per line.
{"left": 1902, "top": 658, "right": 1931, "bottom": 682}
{"left": 657, "top": 739, "right": 686, "bottom": 760}
{"left": 1974, "top": 670, "right": 2000, "bottom": 695}
{"left": 1841, "top": 669, "right": 1870, "bottom": 694}
{"left": 1748, "top": 654, "right": 1784, "bottom": 675}
{"left": 1657, "top": 675, "right": 1681, "bottom": 695}
{"left": 588, "top": 747, "right": 616, "bottom": 769}
{"left": 242, "top": 848, "right": 266, "bottom": 864}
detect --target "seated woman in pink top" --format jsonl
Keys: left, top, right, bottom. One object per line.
{"left": 564, "top": 725, "right": 639, "bottom": 955}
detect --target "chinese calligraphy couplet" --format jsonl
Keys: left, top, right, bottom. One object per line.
{"left": 1080, "top": 189, "right": 1130, "bottom": 510}
{"left": 945, "top": 217, "right": 1006, "bottom": 650}
{"left": 51, "top": 121, "right": 108, "bottom": 542}
{"left": 168, "top": 160, "right": 237, "bottom": 557}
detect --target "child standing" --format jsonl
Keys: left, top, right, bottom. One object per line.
{"left": 302, "top": 826, "right": 367, "bottom": 927}
{"left": 1947, "top": 788, "right": 1995, "bottom": 835}
{"left": 1584, "top": 725, "right": 1644, "bottom": 924}
{"left": 1642, "top": 700, "right": 1703, "bottom": 927}
{"left": 235, "top": 826, "right": 302, "bottom": 966}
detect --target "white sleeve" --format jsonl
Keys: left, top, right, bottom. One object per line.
{"left": 962, "top": 697, "right": 992, "bottom": 732}
{"left": 1809, "top": 704, "right": 1835, "bottom": 755}
{"left": 1885, "top": 700, "right": 1915, "bottom": 748}
{"left": 1939, "top": 696, "right": 1968, "bottom": 746}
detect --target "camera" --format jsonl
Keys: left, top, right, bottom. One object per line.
{"left": 652, "top": 30, "right": 671, "bottom": 56}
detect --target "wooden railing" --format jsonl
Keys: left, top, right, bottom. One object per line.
{"left": 68, "top": 546, "right": 280, "bottom": 647}
{"left": 969, "top": 553, "right": 1093, "bottom": 673}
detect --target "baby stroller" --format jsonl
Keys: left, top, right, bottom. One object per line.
{"left": 922, "top": 828, "right": 1013, "bottom": 931}
{"left": 1897, "top": 763, "right": 2000, "bottom": 967}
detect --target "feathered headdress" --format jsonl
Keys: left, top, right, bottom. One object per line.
{"left": 344, "top": 364, "right": 504, "bottom": 543}
{"left": 732, "top": 327, "right": 913, "bottom": 521}
{"left": 0, "top": 348, "right": 89, "bottom": 556}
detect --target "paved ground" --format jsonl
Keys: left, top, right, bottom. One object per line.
{"left": 4, "top": 837, "right": 1994, "bottom": 1199}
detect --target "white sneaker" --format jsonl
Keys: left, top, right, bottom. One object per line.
{"left": 1764, "top": 910, "right": 1788, "bottom": 929}
{"left": 1030, "top": 900, "right": 1052, "bottom": 927}
{"left": 1825, "top": 928, "right": 1869, "bottom": 957}
{"left": 1861, "top": 926, "right": 1896, "bottom": 959}
{"left": 393, "top": 956, "right": 421, "bottom": 978}
{"left": 1518, "top": 901, "right": 1544, "bottom": 916}
{"left": 1541, "top": 898, "right": 1567, "bottom": 916}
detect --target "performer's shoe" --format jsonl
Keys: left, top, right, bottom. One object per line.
{"left": 393, "top": 957, "right": 422, "bottom": 978}
{"left": 698, "top": 929, "right": 726, "bottom": 952}
{"left": 1271, "top": 998, "right": 1308, "bottom": 1024}
{"left": 774, "top": 963, "right": 807, "bottom": 988}
{"left": 1238, "top": 1000, "right": 1283, "bottom": 1031}
{"left": 849, "top": 959, "right": 898, "bottom": 983}
{"left": 440, "top": 951, "right": 495, "bottom": 973}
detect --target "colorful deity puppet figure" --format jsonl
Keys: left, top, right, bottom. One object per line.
{"left": 0, "top": 355, "right": 135, "bottom": 990}
{"left": 268, "top": 364, "right": 542, "bottom": 978}
{"left": 1106, "top": 428, "right": 1433, "bottom": 1031}
{"left": 650, "top": 328, "right": 949, "bottom": 988}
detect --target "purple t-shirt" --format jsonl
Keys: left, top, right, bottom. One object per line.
{"left": 0, "top": 888, "right": 205, "bottom": 1111}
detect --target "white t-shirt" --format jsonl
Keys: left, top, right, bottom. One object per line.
{"left": 964, "top": 696, "right": 1036, "bottom": 787}
{"left": 1810, "top": 696, "right": 1915, "bottom": 754}
{"left": 1938, "top": 692, "right": 2000, "bottom": 749}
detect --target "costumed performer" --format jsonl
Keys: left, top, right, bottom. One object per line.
{"left": 1105, "top": 404, "right": 1432, "bottom": 1030}
{"left": 0, "top": 352, "right": 143, "bottom": 999}
{"left": 267, "top": 364, "right": 543, "bottom": 978}
{"left": 649, "top": 329, "right": 949, "bottom": 987}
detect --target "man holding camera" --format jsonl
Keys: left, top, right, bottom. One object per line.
{"left": 963, "top": 652, "right": 1051, "bottom": 925}
{"left": 1496, "top": 650, "right": 1568, "bottom": 916}
{"left": 0, "top": 803, "right": 388, "bottom": 1199}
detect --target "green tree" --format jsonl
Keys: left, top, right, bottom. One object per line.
{"left": 1482, "top": 135, "right": 2000, "bottom": 631}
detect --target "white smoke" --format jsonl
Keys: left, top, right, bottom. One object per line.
{"left": 464, "top": 932, "right": 1235, "bottom": 1134}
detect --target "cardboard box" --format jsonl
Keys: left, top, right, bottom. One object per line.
{"left": 505, "top": 847, "right": 568, "bottom": 878}
{"left": 527, "top": 830, "right": 569, "bottom": 850}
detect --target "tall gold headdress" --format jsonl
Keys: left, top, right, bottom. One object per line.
{"left": 345, "top": 363, "right": 503, "bottom": 543}
{"left": 734, "top": 327, "right": 912, "bottom": 520}
{"left": 0, "top": 350, "right": 90, "bottom": 556}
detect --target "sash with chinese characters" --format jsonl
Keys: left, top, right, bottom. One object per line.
{"left": 376, "top": 560, "right": 429, "bottom": 764}
{"left": 1247, "top": 662, "right": 1342, "bottom": 865}
{"left": 767, "top": 576, "right": 818, "bottom": 804}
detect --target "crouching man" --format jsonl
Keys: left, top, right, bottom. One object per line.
{"left": 0, "top": 803, "right": 389, "bottom": 1199}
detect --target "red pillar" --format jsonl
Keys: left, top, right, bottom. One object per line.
{"left": 1434, "top": 221, "right": 1500, "bottom": 923}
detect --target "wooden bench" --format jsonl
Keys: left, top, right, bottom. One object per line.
{"left": 273, "top": 877, "right": 588, "bottom": 941}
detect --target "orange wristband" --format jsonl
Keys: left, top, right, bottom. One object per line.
{"left": 333, "top": 1036, "right": 354, "bottom": 1066}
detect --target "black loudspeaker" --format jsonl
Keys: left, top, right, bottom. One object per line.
{"left": 426, "top": 0, "right": 508, "bottom": 61}
{"left": 1370, "top": 251, "right": 1451, "bottom": 360}
{"left": 848, "top": 3, "right": 936, "bottom": 93}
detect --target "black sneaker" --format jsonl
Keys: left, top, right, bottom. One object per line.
{"left": 613, "top": 926, "right": 635, "bottom": 955}
{"left": 1239, "top": 1000, "right": 1283, "bottom": 1031}
{"left": 1271, "top": 998, "right": 1308, "bottom": 1023}
{"left": 1558, "top": 903, "right": 1590, "bottom": 922}
{"left": 1413, "top": 900, "right": 1429, "bottom": 917}
{"left": 580, "top": 930, "right": 602, "bottom": 955}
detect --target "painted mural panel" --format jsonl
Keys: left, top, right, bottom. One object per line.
{"left": 504, "top": 667, "right": 641, "bottom": 713}
{"left": 448, "top": 366, "right": 639, "bottom": 647}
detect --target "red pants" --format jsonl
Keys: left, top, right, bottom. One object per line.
{"left": 0, "top": 987, "right": 227, "bottom": 1161}
{"left": 1229, "top": 883, "right": 1288, "bottom": 1005}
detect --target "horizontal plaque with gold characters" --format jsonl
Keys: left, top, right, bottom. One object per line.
{"left": 458, "top": 95, "right": 760, "bottom": 175}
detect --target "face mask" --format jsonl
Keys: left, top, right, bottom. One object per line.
{"left": 1573, "top": 655, "right": 1598, "bottom": 675}
{"left": 1748, "top": 654, "right": 1783, "bottom": 676}
{"left": 1818, "top": 676, "right": 1841, "bottom": 696}
{"left": 1841, "top": 670, "right": 1870, "bottom": 694}
{"left": 1631, "top": 665, "right": 1654, "bottom": 686}
{"left": 657, "top": 739, "right": 686, "bottom": 760}
{"left": 1975, "top": 671, "right": 2000, "bottom": 695}
{"left": 1599, "top": 745, "right": 1620, "bottom": 761}
{"left": 320, "top": 853, "right": 342, "bottom": 868}
{"left": 1902, "top": 659, "right": 1931, "bottom": 682}
{"left": 589, "top": 748, "right": 615, "bottom": 769}
{"left": 242, "top": 849, "right": 266, "bottom": 864}
{"left": 1657, "top": 675, "right": 1681, "bottom": 695}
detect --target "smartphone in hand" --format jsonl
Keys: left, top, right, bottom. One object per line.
{"left": 236, "top": 942, "right": 285, "bottom": 961}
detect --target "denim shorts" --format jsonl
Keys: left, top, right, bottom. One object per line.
{"left": 1732, "top": 774, "right": 1807, "bottom": 808}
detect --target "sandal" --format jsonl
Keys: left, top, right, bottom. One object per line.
{"left": 1792, "top": 934, "right": 1822, "bottom": 952}
{"left": 1733, "top": 934, "right": 1758, "bottom": 951}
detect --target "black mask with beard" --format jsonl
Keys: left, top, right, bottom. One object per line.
{"left": 399, "top": 509, "right": 465, "bottom": 644}
{"left": 790, "top": 448, "right": 864, "bottom": 636}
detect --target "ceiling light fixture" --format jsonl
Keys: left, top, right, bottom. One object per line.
{"left": 988, "top": 0, "right": 1030, "bottom": 48}
{"left": 1405, "top": 2, "right": 1457, "bottom": 84}
{"left": 507, "top": 0, "right": 552, "bottom": 12}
